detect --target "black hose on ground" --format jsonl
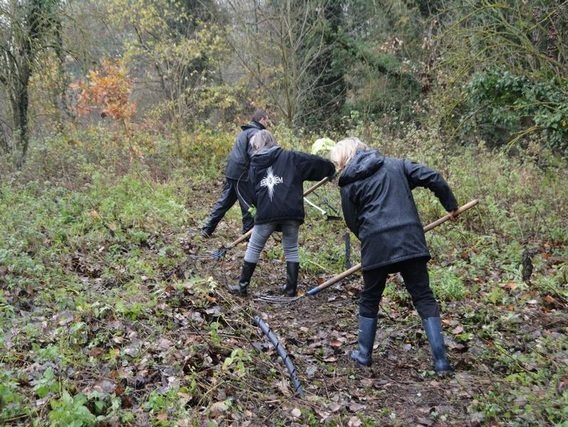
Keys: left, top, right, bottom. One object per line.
{"left": 253, "top": 315, "right": 305, "bottom": 399}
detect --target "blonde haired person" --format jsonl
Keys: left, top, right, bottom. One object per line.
{"left": 229, "top": 130, "right": 335, "bottom": 297}
{"left": 329, "top": 137, "right": 459, "bottom": 375}
{"left": 329, "top": 136, "right": 369, "bottom": 170}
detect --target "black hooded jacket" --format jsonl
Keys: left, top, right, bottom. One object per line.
{"left": 249, "top": 147, "right": 335, "bottom": 225}
{"left": 338, "top": 149, "right": 458, "bottom": 271}
{"left": 225, "top": 121, "right": 265, "bottom": 181}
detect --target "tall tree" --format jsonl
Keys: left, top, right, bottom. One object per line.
{"left": 222, "top": 0, "right": 344, "bottom": 129}
{"left": 0, "top": 0, "right": 64, "bottom": 166}
{"left": 294, "top": 0, "right": 346, "bottom": 131}
{"left": 335, "top": 0, "right": 428, "bottom": 129}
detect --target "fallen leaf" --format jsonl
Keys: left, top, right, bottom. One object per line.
{"left": 88, "top": 347, "right": 105, "bottom": 357}
{"left": 330, "top": 339, "right": 343, "bottom": 348}
{"left": 209, "top": 401, "right": 228, "bottom": 417}
{"left": 500, "top": 282, "right": 518, "bottom": 290}
{"left": 158, "top": 338, "right": 173, "bottom": 350}
{"left": 277, "top": 379, "right": 292, "bottom": 396}
{"left": 329, "top": 403, "right": 342, "bottom": 412}
{"left": 92, "top": 379, "right": 116, "bottom": 394}
{"left": 348, "top": 416, "right": 362, "bottom": 426}
{"left": 543, "top": 295, "right": 563, "bottom": 308}
{"left": 451, "top": 325, "right": 464, "bottom": 334}
{"left": 89, "top": 209, "right": 101, "bottom": 220}
{"left": 349, "top": 402, "right": 366, "bottom": 412}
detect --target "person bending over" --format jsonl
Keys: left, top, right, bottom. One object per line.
{"left": 229, "top": 130, "right": 335, "bottom": 297}
{"left": 329, "top": 136, "right": 459, "bottom": 375}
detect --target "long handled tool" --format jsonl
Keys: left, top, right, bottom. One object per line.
{"left": 258, "top": 199, "right": 479, "bottom": 303}
{"left": 211, "top": 176, "right": 332, "bottom": 259}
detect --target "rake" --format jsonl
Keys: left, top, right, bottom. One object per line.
{"left": 303, "top": 196, "right": 342, "bottom": 220}
{"left": 211, "top": 176, "right": 332, "bottom": 259}
{"left": 258, "top": 199, "right": 480, "bottom": 303}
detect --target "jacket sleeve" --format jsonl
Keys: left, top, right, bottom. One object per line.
{"left": 403, "top": 160, "right": 458, "bottom": 211}
{"left": 248, "top": 165, "right": 259, "bottom": 206}
{"left": 340, "top": 189, "right": 361, "bottom": 237}
{"left": 226, "top": 128, "right": 257, "bottom": 179}
{"left": 294, "top": 151, "right": 336, "bottom": 182}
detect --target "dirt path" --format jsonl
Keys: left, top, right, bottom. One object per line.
{"left": 190, "top": 234, "right": 489, "bottom": 426}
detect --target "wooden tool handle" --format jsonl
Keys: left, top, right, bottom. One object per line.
{"left": 306, "top": 199, "right": 480, "bottom": 295}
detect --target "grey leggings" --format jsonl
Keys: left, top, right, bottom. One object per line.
{"left": 244, "top": 221, "right": 301, "bottom": 264}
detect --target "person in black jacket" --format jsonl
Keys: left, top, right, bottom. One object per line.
{"left": 229, "top": 130, "right": 335, "bottom": 297}
{"left": 201, "top": 110, "right": 270, "bottom": 238}
{"left": 329, "top": 137, "right": 459, "bottom": 375}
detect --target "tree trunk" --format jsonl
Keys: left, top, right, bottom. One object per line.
{"left": 14, "top": 81, "right": 30, "bottom": 168}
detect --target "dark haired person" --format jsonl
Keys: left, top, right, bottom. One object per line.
{"left": 201, "top": 110, "right": 270, "bottom": 238}
{"left": 329, "top": 137, "right": 459, "bottom": 375}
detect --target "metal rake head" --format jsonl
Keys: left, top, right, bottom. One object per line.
{"left": 256, "top": 294, "right": 303, "bottom": 304}
{"left": 211, "top": 247, "right": 228, "bottom": 260}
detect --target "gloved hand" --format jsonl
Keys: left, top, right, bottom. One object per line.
{"left": 248, "top": 205, "right": 257, "bottom": 219}
{"left": 327, "top": 170, "right": 339, "bottom": 182}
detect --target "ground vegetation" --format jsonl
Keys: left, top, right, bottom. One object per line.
{"left": 0, "top": 125, "right": 566, "bottom": 426}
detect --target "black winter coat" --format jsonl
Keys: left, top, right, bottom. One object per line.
{"left": 249, "top": 147, "right": 335, "bottom": 225}
{"left": 338, "top": 149, "right": 458, "bottom": 271}
{"left": 225, "top": 121, "right": 265, "bottom": 181}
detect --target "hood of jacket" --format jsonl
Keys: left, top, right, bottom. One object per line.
{"left": 338, "top": 150, "right": 385, "bottom": 186}
{"left": 250, "top": 146, "right": 283, "bottom": 169}
{"left": 240, "top": 120, "right": 265, "bottom": 132}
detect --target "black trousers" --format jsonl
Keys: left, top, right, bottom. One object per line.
{"left": 203, "top": 178, "right": 255, "bottom": 234}
{"left": 360, "top": 258, "right": 440, "bottom": 319}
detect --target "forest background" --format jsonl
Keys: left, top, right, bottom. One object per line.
{"left": 0, "top": 0, "right": 567, "bottom": 426}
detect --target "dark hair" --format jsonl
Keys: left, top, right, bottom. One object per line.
{"left": 252, "top": 110, "right": 268, "bottom": 123}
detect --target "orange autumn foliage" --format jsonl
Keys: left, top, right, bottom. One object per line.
{"left": 71, "top": 58, "right": 137, "bottom": 125}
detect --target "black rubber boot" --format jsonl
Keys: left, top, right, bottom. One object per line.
{"left": 350, "top": 316, "right": 378, "bottom": 367}
{"left": 228, "top": 261, "right": 256, "bottom": 296}
{"left": 422, "top": 317, "right": 455, "bottom": 375}
{"left": 283, "top": 262, "right": 300, "bottom": 297}
{"left": 201, "top": 218, "right": 219, "bottom": 238}
{"left": 201, "top": 226, "right": 214, "bottom": 238}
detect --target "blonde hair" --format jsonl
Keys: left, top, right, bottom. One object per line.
{"left": 251, "top": 130, "right": 279, "bottom": 152}
{"left": 329, "top": 137, "right": 369, "bottom": 170}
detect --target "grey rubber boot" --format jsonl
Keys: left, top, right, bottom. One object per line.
{"left": 228, "top": 261, "right": 256, "bottom": 296}
{"left": 422, "top": 317, "right": 455, "bottom": 374}
{"left": 350, "top": 316, "right": 378, "bottom": 366}
{"left": 283, "top": 262, "right": 300, "bottom": 297}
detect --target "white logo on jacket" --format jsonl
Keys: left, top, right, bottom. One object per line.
{"left": 260, "top": 167, "right": 283, "bottom": 201}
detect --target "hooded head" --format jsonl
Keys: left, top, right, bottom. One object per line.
{"left": 250, "top": 130, "right": 279, "bottom": 153}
